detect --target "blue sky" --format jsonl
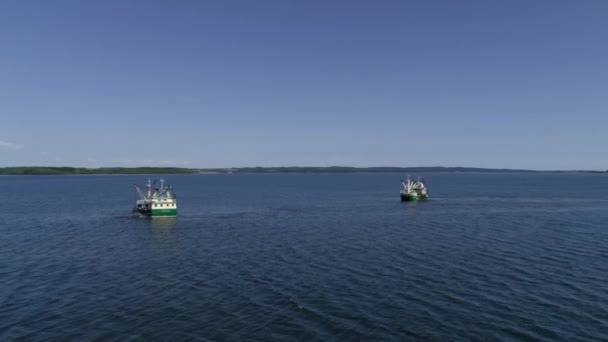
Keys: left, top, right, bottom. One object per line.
{"left": 1, "top": 0, "right": 606, "bottom": 170}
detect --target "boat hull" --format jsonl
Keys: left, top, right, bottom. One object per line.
{"left": 400, "top": 193, "right": 428, "bottom": 201}
{"left": 401, "top": 193, "right": 419, "bottom": 201}
{"left": 151, "top": 208, "right": 177, "bottom": 217}
{"left": 136, "top": 208, "right": 178, "bottom": 217}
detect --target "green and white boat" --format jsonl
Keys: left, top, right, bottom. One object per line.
{"left": 134, "top": 178, "right": 177, "bottom": 217}
{"left": 400, "top": 176, "right": 429, "bottom": 201}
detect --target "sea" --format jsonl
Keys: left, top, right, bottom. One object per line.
{"left": 1, "top": 173, "right": 607, "bottom": 341}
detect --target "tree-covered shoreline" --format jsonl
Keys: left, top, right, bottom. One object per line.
{"left": 0, "top": 166, "right": 606, "bottom": 175}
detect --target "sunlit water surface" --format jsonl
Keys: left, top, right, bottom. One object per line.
{"left": 1, "top": 173, "right": 608, "bottom": 341}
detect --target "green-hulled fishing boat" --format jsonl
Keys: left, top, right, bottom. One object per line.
{"left": 400, "top": 176, "right": 429, "bottom": 201}
{"left": 134, "top": 178, "right": 177, "bottom": 217}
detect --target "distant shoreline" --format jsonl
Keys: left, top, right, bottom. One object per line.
{"left": 0, "top": 166, "right": 606, "bottom": 176}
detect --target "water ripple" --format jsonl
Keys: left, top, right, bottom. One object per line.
{"left": 1, "top": 174, "right": 608, "bottom": 340}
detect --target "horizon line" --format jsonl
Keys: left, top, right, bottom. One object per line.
{"left": 1, "top": 165, "right": 606, "bottom": 173}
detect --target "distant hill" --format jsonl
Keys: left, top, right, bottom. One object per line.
{"left": 220, "top": 166, "right": 536, "bottom": 173}
{"left": 0, "top": 166, "right": 606, "bottom": 175}
{"left": 0, "top": 167, "right": 196, "bottom": 175}
{"left": 209, "top": 166, "right": 607, "bottom": 174}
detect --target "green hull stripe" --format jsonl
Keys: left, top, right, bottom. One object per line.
{"left": 150, "top": 209, "right": 178, "bottom": 217}
{"left": 401, "top": 195, "right": 419, "bottom": 201}
{"left": 401, "top": 194, "right": 428, "bottom": 201}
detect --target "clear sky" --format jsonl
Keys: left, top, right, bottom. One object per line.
{"left": 1, "top": 0, "right": 606, "bottom": 170}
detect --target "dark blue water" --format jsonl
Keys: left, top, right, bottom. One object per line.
{"left": 2, "top": 173, "right": 608, "bottom": 341}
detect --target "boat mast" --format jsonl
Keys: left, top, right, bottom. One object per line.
{"left": 146, "top": 178, "right": 152, "bottom": 198}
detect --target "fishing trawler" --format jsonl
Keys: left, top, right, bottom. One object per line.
{"left": 134, "top": 178, "right": 177, "bottom": 217}
{"left": 400, "top": 176, "right": 429, "bottom": 201}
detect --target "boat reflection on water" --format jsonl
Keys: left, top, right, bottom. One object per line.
{"left": 149, "top": 216, "right": 177, "bottom": 230}
{"left": 147, "top": 217, "right": 177, "bottom": 244}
